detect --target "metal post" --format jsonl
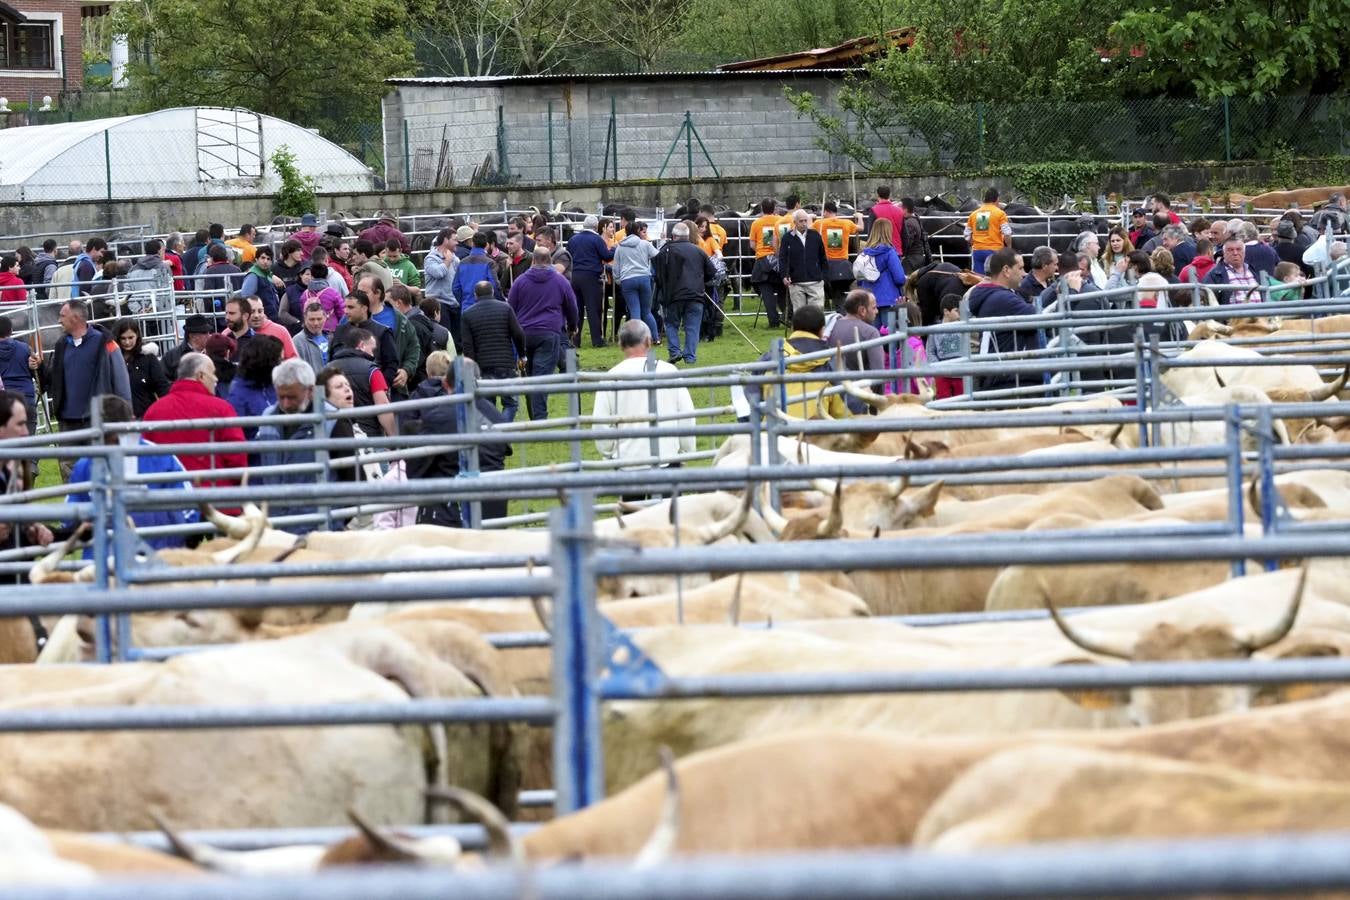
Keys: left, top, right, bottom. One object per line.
{"left": 547, "top": 101, "right": 555, "bottom": 184}
{"left": 1225, "top": 405, "right": 1246, "bottom": 578}
{"left": 767, "top": 338, "right": 786, "bottom": 511}
{"left": 685, "top": 111, "right": 694, "bottom": 180}
{"left": 645, "top": 349, "right": 659, "bottom": 465}
{"left": 897, "top": 318, "right": 911, "bottom": 396}
{"left": 959, "top": 296, "right": 974, "bottom": 400}
{"left": 312, "top": 384, "right": 333, "bottom": 531}
{"left": 104, "top": 129, "right": 112, "bottom": 201}
{"left": 610, "top": 96, "right": 618, "bottom": 180}
{"left": 107, "top": 425, "right": 136, "bottom": 662}
{"left": 549, "top": 493, "right": 603, "bottom": 813}
{"left": 88, "top": 405, "right": 111, "bottom": 664}
{"left": 454, "top": 358, "right": 482, "bottom": 528}
{"left": 497, "top": 105, "right": 509, "bottom": 177}
{"left": 1147, "top": 331, "right": 1163, "bottom": 449}
{"left": 1256, "top": 405, "right": 1278, "bottom": 572}
{"left": 566, "top": 349, "right": 582, "bottom": 470}
{"left": 403, "top": 120, "right": 412, "bottom": 190}
{"left": 1223, "top": 96, "right": 1233, "bottom": 163}
{"left": 1132, "top": 330, "right": 1149, "bottom": 448}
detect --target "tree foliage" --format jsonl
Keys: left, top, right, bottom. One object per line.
{"left": 269, "top": 146, "right": 319, "bottom": 217}
{"left": 112, "top": 0, "right": 414, "bottom": 128}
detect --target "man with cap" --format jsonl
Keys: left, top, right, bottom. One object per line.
{"left": 359, "top": 212, "right": 411, "bottom": 255}
{"left": 293, "top": 213, "right": 323, "bottom": 260}
{"left": 163, "top": 315, "right": 213, "bottom": 381}
{"left": 1310, "top": 193, "right": 1348, "bottom": 237}
{"left": 1274, "top": 217, "right": 1313, "bottom": 276}
{"left": 1129, "top": 209, "right": 1154, "bottom": 248}
{"left": 566, "top": 214, "right": 614, "bottom": 348}
{"left": 453, "top": 224, "right": 475, "bottom": 261}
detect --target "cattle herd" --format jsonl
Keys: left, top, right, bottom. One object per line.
{"left": 5, "top": 195, "right": 1350, "bottom": 895}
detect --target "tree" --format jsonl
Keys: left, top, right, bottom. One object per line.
{"left": 112, "top": 0, "right": 414, "bottom": 129}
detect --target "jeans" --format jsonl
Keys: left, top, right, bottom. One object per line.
{"left": 572, "top": 274, "right": 606, "bottom": 346}
{"left": 482, "top": 368, "right": 520, "bottom": 422}
{"left": 524, "top": 331, "right": 561, "bottom": 420}
{"left": 972, "top": 249, "right": 994, "bottom": 275}
{"left": 619, "top": 276, "right": 660, "bottom": 338}
{"left": 664, "top": 300, "right": 704, "bottom": 364}
{"left": 437, "top": 299, "right": 462, "bottom": 353}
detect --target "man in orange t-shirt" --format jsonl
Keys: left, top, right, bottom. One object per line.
{"left": 964, "top": 187, "right": 1012, "bottom": 275}
{"left": 815, "top": 199, "right": 864, "bottom": 304}
{"left": 776, "top": 194, "right": 802, "bottom": 246}
{"left": 749, "top": 197, "right": 786, "bottom": 328}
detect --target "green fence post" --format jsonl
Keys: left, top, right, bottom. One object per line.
{"left": 403, "top": 120, "right": 411, "bottom": 189}
{"left": 685, "top": 110, "right": 693, "bottom": 179}
{"left": 976, "top": 101, "right": 986, "bottom": 169}
{"left": 1223, "top": 96, "right": 1232, "bottom": 162}
{"left": 104, "top": 129, "right": 112, "bottom": 201}
{"left": 610, "top": 96, "right": 618, "bottom": 181}
{"left": 547, "top": 101, "right": 555, "bottom": 183}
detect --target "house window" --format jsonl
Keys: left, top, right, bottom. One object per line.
{"left": 0, "top": 21, "right": 56, "bottom": 70}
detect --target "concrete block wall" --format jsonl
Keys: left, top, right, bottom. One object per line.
{"left": 385, "top": 84, "right": 502, "bottom": 189}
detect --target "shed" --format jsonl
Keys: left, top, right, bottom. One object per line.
{"left": 0, "top": 106, "right": 374, "bottom": 202}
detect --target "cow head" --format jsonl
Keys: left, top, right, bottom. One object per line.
{"left": 771, "top": 476, "right": 944, "bottom": 540}
{"left": 1047, "top": 566, "right": 1309, "bottom": 725}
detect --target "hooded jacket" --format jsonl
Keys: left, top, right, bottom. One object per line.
{"left": 967, "top": 282, "right": 1037, "bottom": 356}
{"left": 507, "top": 266, "right": 579, "bottom": 334}
{"left": 745, "top": 332, "right": 849, "bottom": 420}
{"left": 0, "top": 338, "right": 35, "bottom": 404}
{"left": 613, "top": 234, "right": 658, "bottom": 283}
{"left": 241, "top": 265, "right": 282, "bottom": 320}
{"left": 857, "top": 245, "right": 907, "bottom": 308}
{"left": 451, "top": 249, "right": 502, "bottom": 311}
{"left": 31, "top": 251, "right": 58, "bottom": 299}
{"left": 0, "top": 271, "right": 24, "bottom": 303}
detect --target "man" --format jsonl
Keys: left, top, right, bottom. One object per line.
{"left": 1238, "top": 221, "right": 1279, "bottom": 279}
{"left": 869, "top": 186, "right": 906, "bottom": 255}
{"left": 32, "top": 239, "right": 58, "bottom": 300}
{"left": 508, "top": 247, "right": 579, "bottom": 420}
{"left": 200, "top": 244, "right": 243, "bottom": 314}
{"left": 221, "top": 296, "right": 255, "bottom": 360}
{"left": 534, "top": 226, "right": 571, "bottom": 278}
{"left": 226, "top": 224, "right": 257, "bottom": 265}
{"left": 749, "top": 198, "right": 784, "bottom": 328}
{"left": 294, "top": 301, "right": 331, "bottom": 373}
{"left": 1310, "top": 193, "right": 1348, "bottom": 236}
{"left": 452, "top": 233, "right": 502, "bottom": 319}
{"left": 142, "top": 352, "right": 247, "bottom": 490}
{"left": 0, "top": 318, "right": 37, "bottom": 433}
{"left": 967, "top": 248, "right": 1036, "bottom": 390}
{"left": 340, "top": 287, "right": 401, "bottom": 391}
{"left": 1018, "top": 246, "right": 1057, "bottom": 302}
{"left": 67, "top": 395, "right": 195, "bottom": 551}
{"left": 162, "top": 314, "right": 212, "bottom": 382}
{"left": 328, "top": 238, "right": 356, "bottom": 293}
{"left": 592, "top": 320, "right": 696, "bottom": 482}
{"left": 180, "top": 229, "right": 210, "bottom": 281}
{"left": 358, "top": 212, "right": 411, "bottom": 255}
{"left": 383, "top": 239, "right": 421, "bottom": 288}
{"left": 830, "top": 289, "right": 884, "bottom": 413}
{"left": 41, "top": 299, "right": 131, "bottom": 438}
{"left": 654, "top": 222, "right": 716, "bottom": 365}
{"left": 123, "top": 239, "right": 174, "bottom": 326}
{"left": 1152, "top": 193, "right": 1183, "bottom": 226}
{"left": 348, "top": 239, "right": 394, "bottom": 294}
{"left": 1205, "top": 235, "right": 1261, "bottom": 305}
{"left": 354, "top": 274, "right": 419, "bottom": 395}
{"left": 814, "top": 199, "right": 864, "bottom": 305}
{"left": 0, "top": 390, "right": 52, "bottom": 553}
{"left": 1208, "top": 219, "right": 1229, "bottom": 249}
{"left": 246, "top": 296, "right": 298, "bottom": 360}
{"left": 461, "top": 279, "right": 525, "bottom": 421}
{"left": 239, "top": 246, "right": 284, "bottom": 321}
{"left": 775, "top": 194, "right": 804, "bottom": 245}
{"left": 270, "top": 239, "right": 306, "bottom": 293}
{"left": 293, "top": 214, "right": 323, "bottom": 260}
{"left": 1160, "top": 224, "right": 1198, "bottom": 272}
{"left": 1128, "top": 209, "right": 1154, "bottom": 248}
{"left": 501, "top": 235, "right": 530, "bottom": 291}
{"left": 507, "top": 215, "right": 535, "bottom": 252}
{"left": 777, "top": 209, "right": 828, "bottom": 316}
{"left": 1141, "top": 214, "right": 1172, "bottom": 253}
{"left": 254, "top": 358, "right": 354, "bottom": 531}
{"left": 67, "top": 237, "right": 105, "bottom": 299}
{"left": 423, "top": 229, "right": 460, "bottom": 339}
{"left": 327, "top": 324, "right": 396, "bottom": 437}
{"left": 900, "top": 197, "right": 931, "bottom": 274}
{"left": 453, "top": 224, "right": 475, "bottom": 260}
{"left": 567, "top": 214, "right": 615, "bottom": 348}
{"left": 964, "top": 189, "right": 1011, "bottom": 275}
{"left": 390, "top": 284, "right": 435, "bottom": 384}
{"left": 745, "top": 305, "right": 848, "bottom": 420}
{"left": 1274, "top": 218, "right": 1313, "bottom": 276}
{"left": 418, "top": 296, "right": 453, "bottom": 353}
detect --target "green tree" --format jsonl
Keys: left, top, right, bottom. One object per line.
{"left": 112, "top": 0, "right": 414, "bottom": 128}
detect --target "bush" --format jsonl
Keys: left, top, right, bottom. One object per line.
{"left": 269, "top": 146, "right": 318, "bottom": 218}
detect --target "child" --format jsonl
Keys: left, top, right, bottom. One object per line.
{"left": 1267, "top": 261, "right": 1304, "bottom": 302}
{"left": 900, "top": 302, "right": 932, "bottom": 397}
{"left": 926, "top": 294, "right": 967, "bottom": 400}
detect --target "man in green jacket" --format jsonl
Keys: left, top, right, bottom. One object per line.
{"left": 382, "top": 239, "right": 422, "bottom": 288}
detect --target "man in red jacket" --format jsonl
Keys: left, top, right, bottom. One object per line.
{"left": 142, "top": 351, "right": 246, "bottom": 491}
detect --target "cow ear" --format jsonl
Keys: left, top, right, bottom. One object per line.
{"left": 1052, "top": 659, "right": 1129, "bottom": 710}
{"left": 1254, "top": 642, "right": 1342, "bottom": 705}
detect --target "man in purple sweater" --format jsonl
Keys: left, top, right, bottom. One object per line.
{"left": 508, "top": 247, "right": 580, "bottom": 420}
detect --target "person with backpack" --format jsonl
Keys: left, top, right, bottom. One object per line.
{"left": 967, "top": 249, "right": 1037, "bottom": 392}
{"left": 31, "top": 240, "right": 58, "bottom": 300}
{"left": 745, "top": 305, "right": 850, "bottom": 419}
{"left": 239, "top": 246, "right": 285, "bottom": 322}
{"left": 68, "top": 238, "right": 105, "bottom": 299}
{"left": 854, "top": 218, "right": 907, "bottom": 333}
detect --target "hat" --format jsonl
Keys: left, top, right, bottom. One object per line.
{"left": 183, "top": 314, "right": 211, "bottom": 336}
{"left": 300, "top": 213, "right": 318, "bottom": 227}
{"left": 325, "top": 224, "right": 346, "bottom": 238}
{"left": 583, "top": 214, "right": 599, "bottom": 229}
{"left": 203, "top": 333, "right": 236, "bottom": 358}
{"left": 1131, "top": 208, "right": 1148, "bottom": 218}
{"left": 455, "top": 225, "right": 474, "bottom": 242}
{"left": 1276, "top": 219, "right": 1297, "bottom": 240}
{"left": 377, "top": 211, "right": 397, "bottom": 224}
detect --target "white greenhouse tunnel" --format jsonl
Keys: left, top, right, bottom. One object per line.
{"left": 0, "top": 107, "right": 374, "bottom": 202}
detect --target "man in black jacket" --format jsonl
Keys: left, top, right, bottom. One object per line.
{"left": 460, "top": 280, "right": 526, "bottom": 421}
{"left": 162, "top": 315, "right": 213, "bottom": 381}
{"left": 654, "top": 222, "right": 716, "bottom": 365}
{"left": 777, "top": 209, "right": 828, "bottom": 316}
{"left": 339, "top": 289, "right": 401, "bottom": 390}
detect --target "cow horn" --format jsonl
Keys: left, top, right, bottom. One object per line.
{"left": 345, "top": 808, "right": 428, "bottom": 863}
{"left": 814, "top": 386, "right": 834, "bottom": 420}
{"left": 530, "top": 595, "right": 553, "bottom": 637}
{"left": 613, "top": 508, "right": 627, "bottom": 530}
{"left": 1043, "top": 594, "right": 1133, "bottom": 660}
{"left": 200, "top": 504, "right": 252, "bottom": 540}
{"left": 886, "top": 467, "right": 910, "bottom": 498}
{"left": 211, "top": 503, "right": 268, "bottom": 565}
{"left": 796, "top": 432, "right": 809, "bottom": 464}
{"left": 841, "top": 380, "right": 891, "bottom": 409}
{"left": 817, "top": 482, "right": 844, "bottom": 538}
{"left": 1308, "top": 365, "right": 1349, "bottom": 402}
{"left": 695, "top": 490, "right": 753, "bottom": 544}
{"left": 633, "top": 746, "right": 681, "bottom": 869}
{"left": 28, "top": 523, "right": 90, "bottom": 585}
{"left": 812, "top": 478, "right": 839, "bottom": 497}
{"left": 1240, "top": 563, "right": 1309, "bottom": 652}
{"left": 1213, "top": 368, "right": 1227, "bottom": 389}
{"left": 425, "top": 787, "right": 523, "bottom": 864}
{"left": 150, "top": 810, "right": 263, "bottom": 875}
{"left": 1247, "top": 478, "right": 1261, "bottom": 515}
{"left": 757, "top": 483, "right": 789, "bottom": 537}
{"left": 727, "top": 573, "right": 745, "bottom": 626}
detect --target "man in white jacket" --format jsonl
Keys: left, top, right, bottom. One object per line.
{"left": 592, "top": 320, "right": 696, "bottom": 498}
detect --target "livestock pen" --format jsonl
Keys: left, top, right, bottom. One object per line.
{"left": 4, "top": 273, "right": 1350, "bottom": 894}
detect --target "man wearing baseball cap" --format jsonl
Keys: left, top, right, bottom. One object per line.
{"left": 162, "top": 314, "right": 213, "bottom": 381}
{"left": 294, "top": 213, "right": 323, "bottom": 260}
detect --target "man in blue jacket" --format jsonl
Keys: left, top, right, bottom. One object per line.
{"left": 451, "top": 233, "right": 501, "bottom": 322}
{"left": 566, "top": 215, "right": 614, "bottom": 348}
{"left": 966, "top": 248, "right": 1036, "bottom": 392}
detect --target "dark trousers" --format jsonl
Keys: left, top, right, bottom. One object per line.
{"left": 58, "top": 418, "right": 90, "bottom": 480}
{"left": 755, "top": 280, "right": 785, "bottom": 327}
{"left": 482, "top": 368, "right": 519, "bottom": 422}
{"left": 524, "top": 331, "right": 561, "bottom": 420}
{"left": 572, "top": 274, "right": 605, "bottom": 347}
{"left": 438, "top": 299, "right": 462, "bottom": 353}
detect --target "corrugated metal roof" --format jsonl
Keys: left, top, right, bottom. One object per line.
{"left": 386, "top": 69, "right": 856, "bottom": 87}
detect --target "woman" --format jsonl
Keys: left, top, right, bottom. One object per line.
{"left": 226, "top": 335, "right": 282, "bottom": 439}
{"left": 1101, "top": 227, "right": 1134, "bottom": 274}
{"left": 696, "top": 217, "right": 723, "bottom": 257}
{"left": 115, "top": 318, "right": 169, "bottom": 417}
{"left": 299, "top": 263, "right": 344, "bottom": 333}
{"left": 1104, "top": 250, "right": 1152, "bottom": 291}
{"left": 326, "top": 239, "right": 355, "bottom": 293}
{"left": 318, "top": 366, "right": 381, "bottom": 480}
{"left": 696, "top": 216, "right": 728, "bottom": 336}
{"left": 612, "top": 220, "right": 661, "bottom": 340}
{"left": 1074, "top": 232, "right": 1107, "bottom": 289}
{"left": 0, "top": 256, "right": 25, "bottom": 304}
{"left": 1150, "top": 247, "right": 1176, "bottom": 281}
{"left": 856, "top": 218, "right": 907, "bottom": 331}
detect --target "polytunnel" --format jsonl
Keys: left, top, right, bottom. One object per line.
{"left": 0, "top": 106, "right": 374, "bottom": 202}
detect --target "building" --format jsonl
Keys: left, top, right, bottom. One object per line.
{"left": 0, "top": 1, "right": 95, "bottom": 104}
